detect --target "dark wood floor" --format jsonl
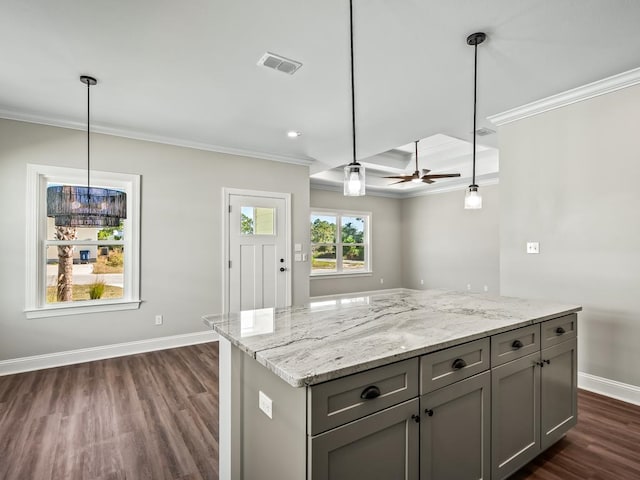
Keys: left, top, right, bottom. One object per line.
{"left": 512, "top": 389, "right": 640, "bottom": 480}
{"left": 0, "top": 343, "right": 218, "bottom": 480}
{"left": 1, "top": 342, "right": 639, "bottom": 479}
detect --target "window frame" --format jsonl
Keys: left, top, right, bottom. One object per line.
{"left": 25, "top": 164, "right": 141, "bottom": 318}
{"left": 310, "top": 209, "right": 371, "bottom": 277}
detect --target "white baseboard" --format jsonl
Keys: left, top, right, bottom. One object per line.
{"left": 0, "top": 330, "right": 219, "bottom": 376}
{"left": 578, "top": 371, "right": 640, "bottom": 406}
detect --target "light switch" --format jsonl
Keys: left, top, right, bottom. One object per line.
{"left": 302, "top": 253, "right": 308, "bottom": 261}
{"left": 259, "top": 390, "right": 273, "bottom": 419}
{"left": 294, "top": 253, "right": 302, "bottom": 262}
{"left": 294, "top": 243, "right": 302, "bottom": 252}
{"left": 527, "top": 242, "right": 540, "bottom": 254}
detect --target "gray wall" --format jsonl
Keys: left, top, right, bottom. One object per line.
{"left": 0, "top": 119, "right": 310, "bottom": 361}
{"left": 310, "top": 188, "right": 403, "bottom": 297}
{"left": 499, "top": 84, "right": 640, "bottom": 387}
{"left": 401, "top": 185, "right": 500, "bottom": 294}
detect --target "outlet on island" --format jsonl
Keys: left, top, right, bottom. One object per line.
{"left": 155, "top": 315, "right": 163, "bottom": 325}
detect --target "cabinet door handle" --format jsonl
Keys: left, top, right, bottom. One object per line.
{"left": 451, "top": 358, "right": 467, "bottom": 370}
{"left": 411, "top": 414, "right": 420, "bottom": 423}
{"left": 424, "top": 409, "right": 434, "bottom": 417}
{"left": 543, "top": 359, "right": 551, "bottom": 365}
{"left": 555, "top": 327, "right": 566, "bottom": 335}
{"left": 511, "top": 340, "right": 524, "bottom": 350}
{"left": 360, "top": 385, "right": 381, "bottom": 400}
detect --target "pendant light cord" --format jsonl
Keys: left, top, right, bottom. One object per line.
{"left": 87, "top": 80, "right": 91, "bottom": 196}
{"left": 472, "top": 41, "right": 478, "bottom": 186}
{"left": 349, "top": 0, "right": 357, "bottom": 166}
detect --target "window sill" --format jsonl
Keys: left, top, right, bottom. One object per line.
{"left": 310, "top": 272, "right": 373, "bottom": 279}
{"left": 25, "top": 299, "right": 142, "bottom": 319}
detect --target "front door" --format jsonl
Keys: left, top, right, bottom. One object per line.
{"left": 227, "top": 191, "right": 290, "bottom": 313}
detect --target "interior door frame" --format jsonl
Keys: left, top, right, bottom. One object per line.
{"left": 222, "top": 187, "right": 292, "bottom": 314}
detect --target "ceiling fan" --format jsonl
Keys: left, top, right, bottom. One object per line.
{"left": 385, "top": 140, "right": 461, "bottom": 185}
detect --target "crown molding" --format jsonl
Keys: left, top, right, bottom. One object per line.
{"left": 310, "top": 174, "right": 499, "bottom": 199}
{"left": 402, "top": 175, "right": 499, "bottom": 198}
{"left": 0, "top": 109, "right": 314, "bottom": 167}
{"left": 310, "top": 181, "right": 405, "bottom": 199}
{"left": 488, "top": 66, "right": 640, "bottom": 126}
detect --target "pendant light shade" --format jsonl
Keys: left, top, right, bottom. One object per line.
{"left": 464, "top": 32, "right": 486, "bottom": 210}
{"left": 47, "top": 76, "right": 127, "bottom": 227}
{"left": 344, "top": 163, "right": 365, "bottom": 196}
{"left": 343, "top": 0, "right": 365, "bottom": 197}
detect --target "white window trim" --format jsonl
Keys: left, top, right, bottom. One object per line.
{"left": 310, "top": 208, "right": 372, "bottom": 277}
{"left": 25, "top": 164, "right": 141, "bottom": 318}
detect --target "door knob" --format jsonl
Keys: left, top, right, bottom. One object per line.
{"left": 279, "top": 267, "right": 287, "bottom": 272}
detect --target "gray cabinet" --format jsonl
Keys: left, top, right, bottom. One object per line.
{"left": 491, "top": 352, "right": 541, "bottom": 480}
{"left": 492, "top": 318, "right": 578, "bottom": 480}
{"left": 309, "top": 398, "right": 420, "bottom": 480}
{"left": 420, "top": 371, "right": 491, "bottom": 480}
{"left": 541, "top": 338, "right": 578, "bottom": 450}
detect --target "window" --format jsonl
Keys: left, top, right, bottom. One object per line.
{"left": 310, "top": 210, "right": 371, "bottom": 275}
{"left": 25, "top": 164, "right": 141, "bottom": 318}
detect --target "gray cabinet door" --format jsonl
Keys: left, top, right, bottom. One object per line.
{"left": 420, "top": 371, "right": 491, "bottom": 480}
{"left": 541, "top": 338, "right": 578, "bottom": 450}
{"left": 492, "top": 352, "right": 541, "bottom": 480}
{"left": 309, "top": 398, "right": 419, "bottom": 480}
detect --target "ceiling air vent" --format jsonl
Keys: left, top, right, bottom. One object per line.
{"left": 257, "top": 52, "right": 303, "bottom": 75}
{"left": 475, "top": 127, "right": 496, "bottom": 136}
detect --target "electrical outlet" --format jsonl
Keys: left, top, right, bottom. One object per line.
{"left": 527, "top": 242, "right": 540, "bottom": 254}
{"left": 302, "top": 253, "right": 308, "bottom": 261}
{"left": 380, "top": 278, "right": 384, "bottom": 285}
{"left": 484, "top": 285, "right": 489, "bottom": 292}
{"left": 259, "top": 390, "right": 273, "bottom": 419}
{"left": 467, "top": 284, "right": 472, "bottom": 291}
{"left": 420, "top": 279, "right": 424, "bottom": 285}
{"left": 155, "top": 315, "right": 163, "bottom": 325}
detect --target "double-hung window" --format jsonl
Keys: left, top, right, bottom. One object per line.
{"left": 25, "top": 164, "right": 141, "bottom": 318}
{"left": 310, "top": 210, "right": 371, "bottom": 275}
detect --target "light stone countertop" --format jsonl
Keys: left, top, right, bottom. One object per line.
{"left": 203, "top": 289, "right": 581, "bottom": 387}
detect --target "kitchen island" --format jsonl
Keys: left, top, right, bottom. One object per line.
{"left": 203, "top": 289, "right": 581, "bottom": 480}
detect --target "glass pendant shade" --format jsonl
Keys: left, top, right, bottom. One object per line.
{"left": 47, "top": 185, "right": 127, "bottom": 227}
{"left": 464, "top": 185, "right": 482, "bottom": 209}
{"left": 344, "top": 162, "right": 366, "bottom": 196}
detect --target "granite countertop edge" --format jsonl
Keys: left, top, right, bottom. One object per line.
{"left": 204, "top": 303, "right": 581, "bottom": 388}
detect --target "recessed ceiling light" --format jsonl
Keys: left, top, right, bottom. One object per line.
{"left": 287, "top": 131, "right": 301, "bottom": 138}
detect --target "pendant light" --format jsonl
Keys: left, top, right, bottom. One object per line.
{"left": 464, "top": 32, "right": 486, "bottom": 210}
{"left": 47, "top": 76, "right": 127, "bottom": 227}
{"left": 343, "top": 0, "right": 365, "bottom": 196}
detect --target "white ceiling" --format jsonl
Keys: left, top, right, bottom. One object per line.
{"left": 2, "top": 0, "right": 640, "bottom": 194}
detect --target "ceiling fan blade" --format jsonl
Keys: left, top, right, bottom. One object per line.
{"left": 421, "top": 169, "right": 431, "bottom": 175}
{"left": 391, "top": 179, "right": 411, "bottom": 185}
{"left": 422, "top": 173, "right": 461, "bottom": 179}
{"left": 384, "top": 175, "right": 414, "bottom": 180}
{"left": 422, "top": 178, "right": 435, "bottom": 184}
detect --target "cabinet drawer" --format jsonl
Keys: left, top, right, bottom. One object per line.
{"left": 491, "top": 324, "right": 540, "bottom": 367}
{"left": 308, "top": 358, "right": 419, "bottom": 436}
{"left": 420, "top": 338, "right": 490, "bottom": 394}
{"left": 541, "top": 314, "right": 577, "bottom": 349}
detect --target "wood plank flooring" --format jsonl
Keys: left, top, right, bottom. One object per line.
{"left": 512, "top": 389, "right": 640, "bottom": 480}
{"left": 2, "top": 342, "right": 640, "bottom": 479}
{"left": 0, "top": 343, "right": 218, "bottom": 480}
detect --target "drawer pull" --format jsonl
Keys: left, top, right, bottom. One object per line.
{"left": 555, "top": 327, "right": 566, "bottom": 335}
{"left": 360, "top": 385, "right": 381, "bottom": 400}
{"left": 411, "top": 414, "right": 420, "bottom": 423}
{"left": 511, "top": 340, "right": 524, "bottom": 350}
{"left": 425, "top": 409, "right": 434, "bottom": 417}
{"left": 451, "top": 358, "right": 467, "bottom": 370}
